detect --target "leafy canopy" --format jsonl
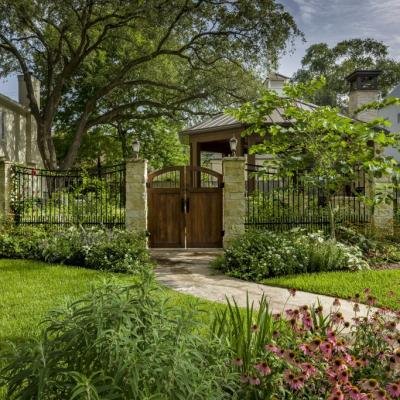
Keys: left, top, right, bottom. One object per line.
{"left": 294, "top": 38, "right": 400, "bottom": 107}
{"left": 0, "top": 0, "right": 301, "bottom": 169}
{"left": 229, "top": 77, "right": 400, "bottom": 196}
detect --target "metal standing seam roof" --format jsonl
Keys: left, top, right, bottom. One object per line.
{"left": 182, "top": 100, "right": 359, "bottom": 135}
{"left": 182, "top": 100, "right": 321, "bottom": 135}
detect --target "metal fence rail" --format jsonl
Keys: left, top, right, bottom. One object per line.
{"left": 245, "top": 164, "right": 370, "bottom": 232}
{"left": 11, "top": 163, "right": 126, "bottom": 228}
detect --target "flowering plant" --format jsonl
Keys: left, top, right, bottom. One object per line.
{"left": 214, "top": 289, "right": 400, "bottom": 399}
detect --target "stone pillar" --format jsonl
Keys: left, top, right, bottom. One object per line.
{"left": 222, "top": 157, "right": 246, "bottom": 247}
{"left": 0, "top": 160, "right": 12, "bottom": 223}
{"left": 125, "top": 158, "right": 148, "bottom": 232}
{"left": 372, "top": 176, "right": 394, "bottom": 235}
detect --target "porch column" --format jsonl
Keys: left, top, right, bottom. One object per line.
{"left": 222, "top": 156, "right": 246, "bottom": 247}
{"left": 0, "top": 160, "right": 12, "bottom": 223}
{"left": 125, "top": 158, "right": 148, "bottom": 233}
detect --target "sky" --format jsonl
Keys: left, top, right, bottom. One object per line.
{"left": 1, "top": 0, "right": 400, "bottom": 100}
{"left": 278, "top": 0, "right": 400, "bottom": 77}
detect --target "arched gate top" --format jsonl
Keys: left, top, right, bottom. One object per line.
{"left": 147, "top": 166, "right": 223, "bottom": 189}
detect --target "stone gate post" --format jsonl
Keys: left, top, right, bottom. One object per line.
{"left": 125, "top": 158, "right": 148, "bottom": 232}
{"left": 222, "top": 157, "right": 246, "bottom": 247}
{"left": 0, "top": 159, "right": 12, "bottom": 223}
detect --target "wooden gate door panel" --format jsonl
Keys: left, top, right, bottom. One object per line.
{"left": 186, "top": 189, "right": 222, "bottom": 248}
{"left": 147, "top": 166, "right": 223, "bottom": 248}
{"left": 147, "top": 190, "right": 183, "bottom": 248}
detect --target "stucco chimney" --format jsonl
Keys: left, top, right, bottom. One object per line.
{"left": 265, "top": 72, "right": 290, "bottom": 95}
{"left": 17, "top": 74, "right": 40, "bottom": 110}
{"left": 346, "top": 70, "right": 381, "bottom": 122}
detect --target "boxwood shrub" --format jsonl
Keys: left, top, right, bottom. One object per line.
{"left": 214, "top": 229, "right": 368, "bottom": 281}
{"left": 0, "top": 225, "right": 151, "bottom": 273}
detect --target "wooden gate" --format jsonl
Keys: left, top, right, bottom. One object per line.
{"left": 147, "top": 166, "right": 223, "bottom": 248}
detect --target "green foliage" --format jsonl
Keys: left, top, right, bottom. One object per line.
{"left": 293, "top": 38, "right": 400, "bottom": 107}
{"left": 214, "top": 230, "right": 368, "bottom": 282}
{"left": 0, "top": 0, "right": 301, "bottom": 168}
{"left": 229, "top": 77, "right": 400, "bottom": 237}
{"left": 0, "top": 279, "right": 237, "bottom": 400}
{"left": 0, "top": 226, "right": 151, "bottom": 273}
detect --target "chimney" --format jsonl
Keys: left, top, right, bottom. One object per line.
{"left": 265, "top": 72, "right": 289, "bottom": 95}
{"left": 17, "top": 74, "right": 40, "bottom": 109}
{"left": 346, "top": 70, "right": 381, "bottom": 121}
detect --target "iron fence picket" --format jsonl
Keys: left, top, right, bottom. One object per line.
{"left": 245, "top": 164, "right": 370, "bottom": 233}
{"left": 11, "top": 163, "right": 126, "bottom": 229}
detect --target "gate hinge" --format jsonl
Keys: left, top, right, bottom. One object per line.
{"left": 221, "top": 230, "right": 225, "bottom": 237}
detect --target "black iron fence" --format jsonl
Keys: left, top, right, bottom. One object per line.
{"left": 11, "top": 163, "right": 126, "bottom": 228}
{"left": 245, "top": 164, "right": 370, "bottom": 232}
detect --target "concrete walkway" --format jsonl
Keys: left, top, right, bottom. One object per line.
{"left": 153, "top": 249, "right": 374, "bottom": 321}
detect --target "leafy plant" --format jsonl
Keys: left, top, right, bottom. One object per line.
{"left": 0, "top": 276, "right": 238, "bottom": 400}
{"left": 0, "top": 226, "right": 151, "bottom": 273}
{"left": 214, "top": 230, "right": 368, "bottom": 282}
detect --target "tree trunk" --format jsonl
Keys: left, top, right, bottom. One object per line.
{"left": 118, "top": 126, "right": 129, "bottom": 159}
{"left": 37, "top": 121, "right": 58, "bottom": 170}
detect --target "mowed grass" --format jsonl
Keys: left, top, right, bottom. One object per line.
{"left": 263, "top": 269, "right": 400, "bottom": 310}
{"left": 0, "top": 258, "right": 222, "bottom": 343}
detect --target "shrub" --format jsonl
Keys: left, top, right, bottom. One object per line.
{"left": 0, "top": 226, "right": 151, "bottom": 273}
{"left": 214, "top": 230, "right": 368, "bottom": 281}
{"left": 0, "top": 275, "right": 237, "bottom": 400}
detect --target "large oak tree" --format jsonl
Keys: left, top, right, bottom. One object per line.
{"left": 0, "top": 0, "right": 300, "bottom": 169}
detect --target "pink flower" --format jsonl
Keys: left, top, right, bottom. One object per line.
{"left": 265, "top": 344, "right": 280, "bottom": 354}
{"left": 353, "top": 303, "right": 360, "bottom": 313}
{"left": 249, "top": 376, "right": 260, "bottom": 386}
{"left": 364, "top": 288, "right": 371, "bottom": 295}
{"left": 254, "top": 362, "right": 271, "bottom": 376}
{"left": 345, "top": 385, "right": 367, "bottom": 400}
{"left": 232, "top": 358, "right": 243, "bottom": 366}
{"left": 333, "top": 298, "right": 341, "bottom": 307}
{"left": 332, "top": 311, "right": 344, "bottom": 325}
{"left": 288, "top": 288, "right": 297, "bottom": 297}
{"left": 300, "top": 362, "right": 316, "bottom": 378}
{"left": 240, "top": 374, "right": 249, "bottom": 383}
{"left": 299, "top": 343, "right": 312, "bottom": 356}
{"left": 372, "top": 388, "right": 389, "bottom": 400}
{"left": 283, "top": 370, "right": 304, "bottom": 391}
{"left": 328, "top": 387, "right": 344, "bottom": 400}
{"left": 327, "top": 328, "right": 337, "bottom": 344}
{"left": 320, "top": 341, "right": 333, "bottom": 358}
{"left": 387, "top": 382, "right": 400, "bottom": 398}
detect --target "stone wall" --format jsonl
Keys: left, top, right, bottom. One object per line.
{"left": 222, "top": 157, "right": 246, "bottom": 247}
{"left": 125, "top": 158, "right": 148, "bottom": 232}
{"left": 0, "top": 160, "right": 12, "bottom": 222}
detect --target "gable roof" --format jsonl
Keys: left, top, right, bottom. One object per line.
{"left": 0, "top": 93, "right": 27, "bottom": 113}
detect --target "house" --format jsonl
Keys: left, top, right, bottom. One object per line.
{"left": 378, "top": 84, "right": 400, "bottom": 160}
{"left": 0, "top": 75, "right": 42, "bottom": 166}
{"left": 182, "top": 70, "right": 381, "bottom": 170}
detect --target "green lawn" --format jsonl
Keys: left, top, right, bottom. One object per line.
{"left": 0, "top": 259, "right": 220, "bottom": 343}
{"left": 263, "top": 269, "right": 400, "bottom": 310}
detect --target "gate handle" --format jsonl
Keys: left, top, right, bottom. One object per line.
{"left": 181, "top": 198, "right": 185, "bottom": 213}
{"left": 186, "top": 198, "right": 190, "bottom": 213}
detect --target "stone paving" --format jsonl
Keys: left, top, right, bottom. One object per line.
{"left": 153, "top": 249, "right": 374, "bottom": 320}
